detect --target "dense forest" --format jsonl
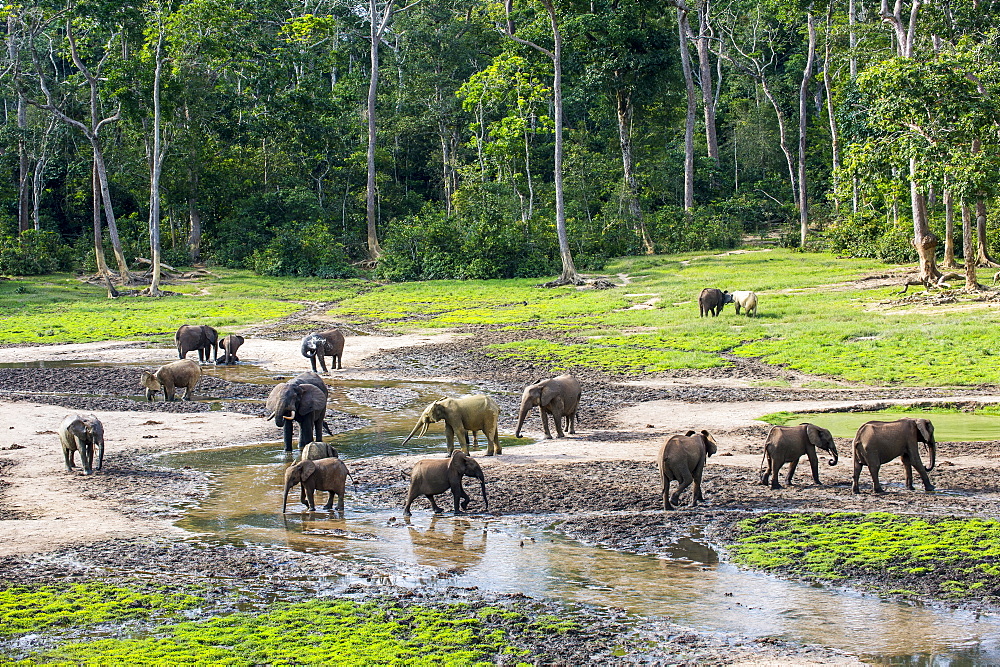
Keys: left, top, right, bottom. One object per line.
{"left": 1, "top": 0, "right": 999, "bottom": 288}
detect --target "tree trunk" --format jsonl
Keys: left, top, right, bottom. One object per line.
{"left": 798, "top": 9, "right": 816, "bottom": 247}
{"left": 976, "top": 198, "right": 999, "bottom": 267}
{"left": 695, "top": 2, "right": 719, "bottom": 173}
{"left": 824, "top": 3, "right": 840, "bottom": 211}
{"left": 963, "top": 202, "right": 978, "bottom": 289}
{"left": 942, "top": 185, "right": 958, "bottom": 269}
{"left": 365, "top": 0, "right": 386, "bottom": 261}
{"left": 187, "top": 167, "right": 201, "bottom": 262}
{"left": 616, "top": 87, "right": 653, "bottom": 254}
{"left": 849, "top": 0, "right": 857, "bottom": 80}
{"left": 544, "top": 0, "right": 579, "bottom": 283}
{"left": 10, "top": 16, "right": 30, "bottom": 234}
{"left": 677, "top": 6, "right": 696, "bottom": 212}
{"left": 761, "top": 77, "right": 797, "bottom": 209}
{"left": 92, "top": 159, "right": 111, "bottom": 281}
{"left": 147, "top": 27, "right": 165, "bottom": 296}
{"left": 909, "top": 156, "right": 940, "bottom": 284}
{"left": 91, "top": 142, "right": 131, "bottom": 280}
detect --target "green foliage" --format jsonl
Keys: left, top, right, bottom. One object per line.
{"left": 34, "top": 599, "right": 526, "bottom": 665}
{"left": 826, "top": 211, "right": 916, "bottom": 262}
{"left": 732, "top": 513, "right": 1000, "bottom": 600}
{"left": 248, "top": 222, "right": 355, "bottom": 278}
{"left": 648, "top": 206, "right": 744, "bottom": 254}
{"left": 0, "top": 230, "right": 75, "bottom": 276}
{"left": 0, "top": 583, "right": 201, "bottom": 639}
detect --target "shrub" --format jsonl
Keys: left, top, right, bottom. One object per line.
{"left": 0, "top": 230, "right": 75, "bottom": 275}
{"left": 649, "top": 205, "right": 743, "bottom": 254}
{"left": 248, "top": 223, "right": 355, "bottom": 278}
{"left": 827, "top": 211, "right": 916, "bottom": 263}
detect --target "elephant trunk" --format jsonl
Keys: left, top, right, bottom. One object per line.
{"left": 282, "top": 476, "right": 295, "bottom": 513}
{"left": 514, "top": 403, "right": 531, "bottom": 438}
{"left": 926, "top": 440, "right": 936, "bottom": 471}
{"left": 828, "top": 446, "right": 838, "bottom": 467}
{"left": 401, "top": 420, "right": 427, "bottom": 446}
{"left": 478, "top": 474, "right": 488, "bottom": 511}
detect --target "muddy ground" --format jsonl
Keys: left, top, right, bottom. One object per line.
{"left": 2, "top": 325, "right": 1000, "bottom": 663}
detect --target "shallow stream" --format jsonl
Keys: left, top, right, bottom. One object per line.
{"left": 154, "top": 372, "right": 1000, "bottom": 665}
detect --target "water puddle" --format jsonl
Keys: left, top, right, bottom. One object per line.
{"left": 782, "top": 410, "right": 1000, "bottom": 441}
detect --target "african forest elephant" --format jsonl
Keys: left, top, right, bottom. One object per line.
{"left": 176, "top": 324, "right": 218, "bottom": 363}
{"left": 514, "top": 374, "right": 581, "bottom": 439}
{"left": 58, "top": 414, "right": 105, "bottom": 475}
{"left": 759, "top": 423, "right": 838, "bottom": 489}
{"left": 301, "top": 329, "right": 345, "bottom": 372}
{"left": 218, "top": 334, "right": 244, "bottom": 364}
{"left": 403, "top": 451, "right": 488, "bottom": 516}
{"left": 265, "top": 372, "right": 331, "bottom": 452}
{"left": 852, "top": 418, "right": 936, "bottom": 494}
{"left": 698, "top": 288, "right": 732, "bottom": 317}
{"left": 141, "top": 359, "right": 201, "bottom": 401}
{"left": 299, "top": 441, "right": 338, "bottom": 462}
{"left": 282, "top": 457, "right": 350, "bottom": 512}
{"left": 658, "top": 430, "right": 718, "bottom": 510}
{"left": 402, "top": 395, "right": 502, "bottom": 456}
{"left": 731, "top": 291, "right": 758, "bottom": 317}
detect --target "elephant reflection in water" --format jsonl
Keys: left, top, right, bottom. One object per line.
{"left": 406, "top": 516, "right": 487, "bottom": 572}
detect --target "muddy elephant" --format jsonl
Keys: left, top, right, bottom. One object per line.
{"left": 852, "top": 418, "right": 936, "bottom": 494}
{"left": 514, "top": 374, "right": 581, "bottom": 440}
{"left": 282, "top": 457, "right": 350, "bottom": 512}
{"left": 299, "top": 441, "right": 338, "bottom": 462}
{"left": 175, "top": 324, "right": 218, "bottom": 363}
{"left": 759, "top": 423, "right": 838, "bottom": 489}
{"left": 698, "top": 288, "right": 732, "bottom": 317}
{"left": 266, "top": 372, "right": 331, "bottom": 452}
{"left": 658, "top": 430, "right": 718, "bottom": 510}
{"left": 403, "top": 451, "right": 488, "bottom": 516}
{"left": 301, "top": 329, "right": 345, "bottom": 373}
{"left": 402, "top": 395, "right": 502, "bottom": 456}
{"left": 58, "top": 414, "right": 105, "bottom": 475}
{"left": 732, "top": 290, "right": 758, "bottom": 317}
{"left": 141, "top": 359, "right": 201, "bottom": 401}
{"left": 217, "top": 334, "right": 244, "bottom": 365}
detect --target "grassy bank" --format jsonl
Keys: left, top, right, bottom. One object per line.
{"left": 0, "top": 584, "right": 602, "bottom": 665}
{"left": 3, "top": 250, "right": 999, "bottom": 385}
{"left": 731, "top": 512, "right": 1000, "bottom": 602}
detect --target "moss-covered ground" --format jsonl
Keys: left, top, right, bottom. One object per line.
{"left": 731, "top": 512, "right": 1000, "bottom": 601}
{"left": 0, "top": 584, "right": 599, "bottom": 665}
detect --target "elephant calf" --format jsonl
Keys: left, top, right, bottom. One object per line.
{"left": 658, "top": 430, "right": 717, "bottom": 510}
{"left": 515, "top": 374, "right": 581, "bottom": 440}
{"left": 58, "top": 414, "right": 105, "bottom": 475}
{"left": 403, "top": 451, "right": 488, "bottom": 516}
{"left": 759, "top": 423, "right": 838, "bottom": 489}
{"left": 698, "top": 288, "right": 732, "bottom": 317}
{"left": 301, "top": 329, "right": 345, "bottom": 373}
{"left": 852, "top": 418, "right": 936, "bottom": 494}
{"left": 283, "top": 457, "right": 350, "bottom": 512}
{"left": 731, "top": 290, "right": 758, "bottom": 317}
{"left": 218, "top": 334, "right": 244, "bottom": 364}
{"left": 141, "top": 359, "right": 201, "bottom": 401}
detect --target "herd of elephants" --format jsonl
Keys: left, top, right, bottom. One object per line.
{"left": 56, "top": 320, "right": 940, "bottom": 517}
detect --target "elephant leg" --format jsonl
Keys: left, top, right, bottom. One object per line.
{"left": 317, "top": 354, "right": 328, "bottom": 373}
{"left": 283, "top": 420, "right": 294, "bottom": 453}
{"left": 323, "top": 491, "right": 335, "bottom": 511}
{"left": 314, "top": 419, "right": 324, "bottom": 444}
{"left": 403, "top": 491, "right": 417, "bottom": 516}
{"left": 908, "top": 446, "right": 935, "bottom": 491}
{"left": 693, "top": 467, "right": 706, "bottom": 503}
{"left": 902, "top": 456, "right": 914, "bottom": 490}
{"left": 337, "top": 490, "right": 345, "bottom": 511}
{"left": 567, "top": 413, "right": 576, "bottom": 435}
{"left": 309, "top": 356, "right": 318, "bottom": 372}
{"left": 852, "top": 455, "right": 864, "bottom": 494}
{"left": 427, "top": 494, "right": 444, "bottom": 513}
{"left": 770, "top": 458, "right": 783, "bottom": 490}
{"left": 671, "top": 468, "right": 694, "bottom": 506}
{"left": 334, "top": 354, "right": 342, "bottom": 370}
{"left": 552, "top": 410, "right": 566, "bottom": 439}
{"left": 807, "top": 448, "right": 821, "bottom": 485}
{"left": 300, "top": 483, "right": 307, "bottom": 507}
{"left": 540, "top": 409, "right": 553, "bottom": 439}
{"left": 63, "top": 446, "right": 74, "bottom": 472}
{"left": 305, "top": 486, "right": 316, "bottom": 511}
{"left": 662, "top": 480, "right": 674, "bottom": 511}
{"left": 298, "top": 417, "right": 315, "bottom": 448}
{"left": 869, "top": 458, "right": 885, "bottom": 494}
{"left": 786, "top": 459, "right": 799, "bottom": 486}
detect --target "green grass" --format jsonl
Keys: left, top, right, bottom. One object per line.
{"left": 731, "top": 512, "right": 1000, "bottom": 600}
{"left": 10, "top": 598, "right": 575, "bottom": 665}
{"left": 0, "top": 582, "right": 201, "bottom": 639}
{"left": 759, "top": 404, "right": 1000, "bottom": 426}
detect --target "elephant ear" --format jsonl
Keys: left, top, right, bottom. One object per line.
{"left": 449, "top": 451, "right": 468, "bottom": 475}
{"left": 685, "top": 430, "right": 697, "bottom": 437}
{"left": 539, "top": 383, "right": 560, "bottom": 407}
{"left": 299, "top": 460, "right": 317, "bottom": 482}
{"left": 805, "top": 424, "right": 823, "bottom": 448}
{"left": 914, "top": 419, "right": 934, "bottom": 443}
{"left": 701, "top": 430, "right": 718, "bottom": 457}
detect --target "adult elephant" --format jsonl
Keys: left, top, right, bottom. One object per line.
{"left": 217, "top": 334, "right": 244, "bottom": 365}
{"left": 514, "top": 374, "right": 581, "bottom": 440}
{"left": 58, "top": 414, "right": 105, "bottom": 475}
{"left": 401, "top": 395, "right": 502, "bottom": 456}
{"left": 265, "top": 372, "right": 331, "bottom": 452}
{"left": 141, "top": 359, "right": 201, "bottom": 401}
{"left": 852, "top": 418, "right": 936, "bottom": 494}
{"left": 403, "top": 451, "right": 488, "bottom": 516}
{"left": 658, "top": 430, "right": 717, "bottom": 510}
{"left": 282, "top": 457, "right": 350, "bottom": 512}
{"left": 301, "top": 329, "right": 345, "bottom": 372}
{"left": 698, "top": 288, "right": 732, "bottom": 317}
{"left": 176, "top": 324, "right": 218, "bottom": 363}
{"left": 759, "top": 423, "right": 838, "bottom": 489}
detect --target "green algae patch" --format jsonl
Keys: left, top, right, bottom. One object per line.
{"left": 31, "top": 599, "right": 549, "bottom": 665}
{"left": 731, "top": 512, "right": 1000, "bottom": 602}
{"left": 487, "top": 339, "right": 727, "bottom": 374}
{"left": 0, "top": 583, "right": 202, "bottom": 639}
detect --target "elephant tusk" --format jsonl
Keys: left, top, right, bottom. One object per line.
{"left": 286, "top": 410, "right": 296, "bottom": 420}
{"left": 266, "top": 412, "right": 276, "bottom": 421}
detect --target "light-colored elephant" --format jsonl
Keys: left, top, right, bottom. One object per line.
{"left": 141, "top": 359, "right": 201, "bottom": 401}
{"left": 852, "top": 418, "right": 936, "bottom": 494}
{"left": 299, "top": 441, "right": 338, "bottom": 462}
{"left": 658, "top": 430, "right": 717, "bottom": 510}
{"left": 403, "top": 451, "right": 488, "bottom": 516}
{"left": 282, "top": 457, "right": 350, "bottom": 512}
{"left": 401, "top": 395, "right": 502, "bottom": 456}
{"left": 759, "top": 423, "right": 838, "bottom": 489}
{"left": 58, "top": 414, "right": 105, "bottom": 475}
{"left": 514, "top": 374, "right": 581, "bottom": 439}
{"left": 731, "top": 290, "right": 758, "bottom": 317}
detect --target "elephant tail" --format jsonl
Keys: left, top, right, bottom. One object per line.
{"left": 400, "top": 470, "right": 411, "bottom": 480}
{"left": 345, "top": 465, "right": 358, "bottom": 492}
{"left": 757, "top": 449, "right": 768, "bottom": 479}
{"left": 322, "top": 420, "right": 333, "bottom": 436}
